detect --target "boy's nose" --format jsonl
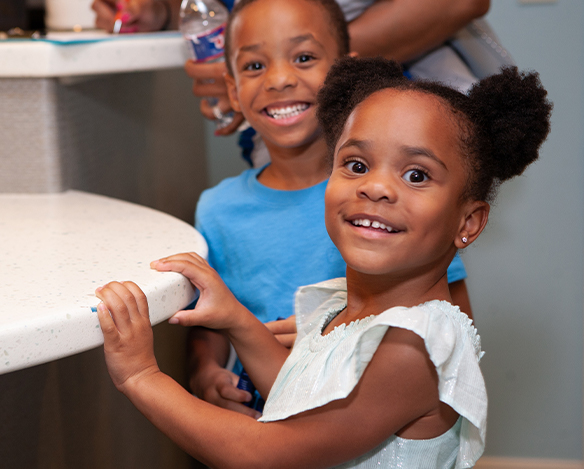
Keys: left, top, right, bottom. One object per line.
{"left": 264, "top": 61, "right": 298, "bottom": 91}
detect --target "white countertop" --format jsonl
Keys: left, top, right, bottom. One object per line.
{"left": 0, "top": 31, "right": 189, "bottom": 77}
{"left": 0, "top": 191, "right": 207, "bottom": 374}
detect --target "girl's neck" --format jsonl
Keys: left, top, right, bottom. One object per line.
{"left": 258, "top": 138, "right": 330, "bottom": 190}
{"left": 344, "top": 267, "right": 452, "bottom": 319}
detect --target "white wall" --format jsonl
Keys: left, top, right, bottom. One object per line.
{"left": 465, "top": 0, "right": 584, "bottom": 460}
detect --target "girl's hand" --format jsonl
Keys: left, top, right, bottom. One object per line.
{"left": 151, "top": 252, "right": 247, "bottom": 331}
{"left": 95, "top": 281, "right": 160, "bottom": 393}
{"left": 265, "top": 315, "right": 297, "bottom": 349}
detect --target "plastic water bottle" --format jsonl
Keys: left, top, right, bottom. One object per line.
{"left": 179, "top": 0, "right": 234, "bottom": 129}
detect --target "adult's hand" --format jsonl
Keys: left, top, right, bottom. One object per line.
{"left": 92, "top": 0, "right": 175, "bottom": 33}
{"left": 184, "top": 60, "right": 245, "bottom": 136}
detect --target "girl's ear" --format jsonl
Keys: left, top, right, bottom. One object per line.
{"left": 455, "top": 201, "right": 490, "bottom": 249}
{"left": 224, "top": 73, "right": 241, "bottom": 113}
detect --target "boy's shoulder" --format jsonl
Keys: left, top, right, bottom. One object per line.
{"left": 198, "top": 167, "right": 260, "bottom": 209}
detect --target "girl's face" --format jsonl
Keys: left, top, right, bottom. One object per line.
{"left": 225, "top": 0, "right": 341, "bottom": 152}
{"left": 325, "top": 89, "right": 476, "bottom": 279}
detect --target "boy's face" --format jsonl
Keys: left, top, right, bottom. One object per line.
{"left": 225, "top": 0, "right": 341, "bottom": 151}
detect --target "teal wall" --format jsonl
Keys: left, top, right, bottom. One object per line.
{"left": 204, "top": 0, "right": 584, "bottom": 460}
{"left": 463, "top": 0, "right": 584, "bottom": 460}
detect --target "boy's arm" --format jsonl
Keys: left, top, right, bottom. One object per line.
{"left": 348, "top": 0, "right": 490, "bottom": 63}
{"left": 96, "top": 283, "right": 450, "bottom": 468}
{"left": 187, "top": 327, "right": 260, "bottom": 417}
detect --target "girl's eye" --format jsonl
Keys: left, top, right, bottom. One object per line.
{"left": 403, "top": 169, "right": 428, "bottom": 183}
{"left": 346, "top": 161, "right": 368, "bottom": 174}
{"left": 244, "top": 62, "right": 263, "bottom": 71}
{"left": 295, "top": 54, "right": 315, "bottom": 64}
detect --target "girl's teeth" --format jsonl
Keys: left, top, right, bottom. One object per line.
{"left": 352, "top": 219, "right": 395, "bottom": 232}
{"left": 267, "top": 103, "right": 309, "bottom": 119}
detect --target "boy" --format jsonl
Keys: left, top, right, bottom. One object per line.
{"left": 188, "top": 0, "right": 470, "bottom": 418}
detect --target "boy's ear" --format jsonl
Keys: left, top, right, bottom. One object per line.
{"left": 224, "top": 73, "right": 241, "bottom": 113}
{"left": 455, "top": 201, "right": 490, "bottom": 249}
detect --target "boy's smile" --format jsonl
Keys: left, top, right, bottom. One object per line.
{"left": 226, "top": 0, "right": 341, "bottom": 154}
{"left": 325, "top": 89, "right": 471, "bottom": 280}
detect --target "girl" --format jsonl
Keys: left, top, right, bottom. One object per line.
{"left": 96, "top": 57, "right": 551, "bottom": 468}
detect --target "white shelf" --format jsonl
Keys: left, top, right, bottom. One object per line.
{"left": 0, "top": 191, "right": 207, "bottom": 374}
{"left": 0, "top": 31, "right": 189, "bottom": 77}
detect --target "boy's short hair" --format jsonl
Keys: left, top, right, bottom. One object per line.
{"left": 224, "top": 0, "right": 349, "bottom": 75}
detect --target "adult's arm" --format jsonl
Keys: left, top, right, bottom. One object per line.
{"left": 348, "top": 0, "right": 490, "bottom": 62}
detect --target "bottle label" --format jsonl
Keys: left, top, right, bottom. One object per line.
{"left": 185, "top": 23, "right": 227, "bottom": 62}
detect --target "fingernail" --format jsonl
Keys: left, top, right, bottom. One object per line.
{"left": 95, "top": 286, "right": 103, "bottom": 293}
{"left": 168, "top": 316, "right": 179, "bottom": 325}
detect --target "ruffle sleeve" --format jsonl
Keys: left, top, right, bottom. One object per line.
{"left": 260, "top": 279, "right": 486, "bottom": 468}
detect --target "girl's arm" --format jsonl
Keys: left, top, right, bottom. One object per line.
{"left": 349, "top": 0, "right": 490, "bottom": 63}
{"left": 96, "top": 282, "right": 451, "bottom": 469}
{"left": 151, "top": 252, "right": 289, "bottom": 397}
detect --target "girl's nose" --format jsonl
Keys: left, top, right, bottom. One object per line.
{"left": 264, "top": 61, "right": 298, "bottom": 91}
{"left": 357, "top": 173, "right": 397, "bottom": 203}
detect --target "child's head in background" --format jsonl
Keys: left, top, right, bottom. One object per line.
{"left": 318, "top": 57, "right": 552, "bottom": 289}
{"left": 222, "top": 0, "right": 349, "bottom": 160}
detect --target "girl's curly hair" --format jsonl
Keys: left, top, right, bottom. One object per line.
{"left": 316, "top": 56, "right": 552, "bottom": 202}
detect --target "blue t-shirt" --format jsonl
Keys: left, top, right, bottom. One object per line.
{"left": 195, "top": 166, "right": 467, "bottom": 324}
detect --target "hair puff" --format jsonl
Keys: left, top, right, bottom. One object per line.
{"left": 467, "top": 67, "right": 553, "bottom": 183}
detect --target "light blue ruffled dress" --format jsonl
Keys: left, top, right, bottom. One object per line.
{"left": 259, "top": 278, "right": 487, "bottom": 468}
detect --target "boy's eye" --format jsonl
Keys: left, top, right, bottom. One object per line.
{"left": 244, "top": 62, "right": 264, "bottom": 71}
{"left": 346, "top": 161, "right": 368, "bottom": 174}
{"left": 403, "top": 169, "right": 428, "bottom": 183}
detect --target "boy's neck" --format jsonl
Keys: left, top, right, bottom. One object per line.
{"left": 258, "top": 138, "right": 330, "bottom": 191}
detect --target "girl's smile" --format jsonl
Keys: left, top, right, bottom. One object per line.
{"left": 325, "top": 89, "right": 471, "bottom": 284}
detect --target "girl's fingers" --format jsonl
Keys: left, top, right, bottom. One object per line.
{"left": 107, "top": 281, "right": 142, "bottom": 322}
{"left": 168, "top": 310, "right": 192, "bottom": 326}
{"left": 151, "top": 253, "right": 210, "bottom": 279}
{"left": 123, "top": 281, "right": 150, "bottom": 321}
{"left": 96, "top": 282, "right": 140, "bottom": 330}
{"left": 96, "top": 283, "right": 130, "bottom": 330}
{"left": 97, "top": 302, "right": 119, "bottom": 340}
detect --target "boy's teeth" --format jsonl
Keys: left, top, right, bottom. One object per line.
{"left": 352, "top": 219, "right": 395, "bottom": 233}
{"left": 266, "top": 103, "right": 309, "bottom": 119}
